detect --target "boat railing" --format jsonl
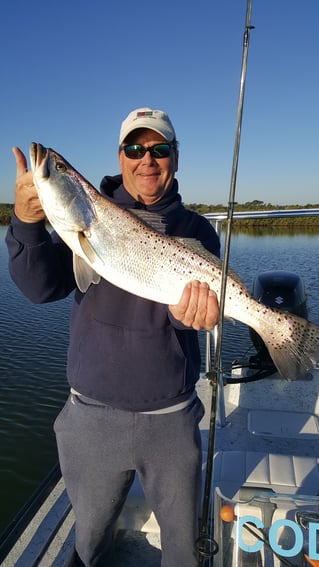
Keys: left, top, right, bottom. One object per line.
{"left": 204, "top": 206, "right": 319, "bottom": 238}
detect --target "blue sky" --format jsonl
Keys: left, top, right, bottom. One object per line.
{"left": 1, "top": 0, "right": 318, "bottom": 205}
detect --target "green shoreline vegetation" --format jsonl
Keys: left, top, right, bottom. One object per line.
{"left": 185, "top": 201, "right": 319, "bottom": 233}
{"left": 1, "top": 201, "right": 319, "bottom": 230}
{"left": 0, "top": 204, "right": 14, "bottom": 225}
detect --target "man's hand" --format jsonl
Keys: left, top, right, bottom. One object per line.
{"left": 13, "top": 147, "right": 46, "bottom": 223}
{"left": 169, "top": 281, "right": 219, "bottom": 331}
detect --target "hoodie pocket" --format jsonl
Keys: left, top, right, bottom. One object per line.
{"left": 69, "top": 319, "right": 189, "bottom": 409}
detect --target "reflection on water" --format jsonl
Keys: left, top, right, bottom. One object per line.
{"left": 1, "top": 225, "right": 319, "bottom": 532}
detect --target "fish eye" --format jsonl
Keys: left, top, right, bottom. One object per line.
{"left": 56, "top": 162, "right": 67, "bottom": 173}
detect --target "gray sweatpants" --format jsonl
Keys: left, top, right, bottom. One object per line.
{"left": 54, "top": 393, "right": 204, "bottom": 567}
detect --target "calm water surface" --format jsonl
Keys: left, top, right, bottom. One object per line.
{"left": 0, "top": 225, "right": 319, "bottom": 533}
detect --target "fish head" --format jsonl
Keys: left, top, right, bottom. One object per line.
{"left": 29, "top": 143, "right": 96, "bottom": 233}
{"left": 30, "top": 143, "right": 103, "bottom": 291}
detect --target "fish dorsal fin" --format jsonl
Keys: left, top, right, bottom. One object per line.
{"left": 73, "top": 254, "right": 101, "bottom": 292}
{"left": 173, "top": 237, "right": 215, "bottom": 258}
{"left": 128, "top": 209, "right": 167, "bottom": 234}
{"left": 174, "top": 237, "right": 245, "bottom": 287}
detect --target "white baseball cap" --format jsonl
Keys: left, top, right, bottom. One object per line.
{"left": 119, "top": 108, "right": 176, "bottom": 145}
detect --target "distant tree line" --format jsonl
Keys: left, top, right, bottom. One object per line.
{"left": 1, "top": 200, "right": 319, "bottom": 227}
{"left": 0, "top": 204, "right": 13, "bottom": 225}
{"left": 185, "top": 199, "right": 319, "bottom": 214}
{"left": 185, "top": 200, "right": 319, "bottom": 228}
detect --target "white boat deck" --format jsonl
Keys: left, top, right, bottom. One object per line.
{"left": 217, "top": 371, "right": 319, "bottom": 446}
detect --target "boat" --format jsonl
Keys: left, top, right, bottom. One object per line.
{"left": 1, "top": 207, "right": 319, "bottom": 567}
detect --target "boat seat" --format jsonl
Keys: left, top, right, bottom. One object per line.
{"left": 213, "top": 451, "right": 319, "bottom": 500}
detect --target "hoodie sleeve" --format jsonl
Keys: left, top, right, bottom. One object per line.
{"left": 6, "top": 212, "right": 76, "bottom": 303}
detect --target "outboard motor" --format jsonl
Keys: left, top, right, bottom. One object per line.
{"left": 250, "top": 270, "right": 308, "bottom": 370}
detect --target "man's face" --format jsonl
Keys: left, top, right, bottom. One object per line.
{"left": 119, "top": 128, "right": 178, "bottom": 205}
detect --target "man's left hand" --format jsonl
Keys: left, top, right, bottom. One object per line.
{"left": 169, "top": 281, "right": 219, "bottom": 331}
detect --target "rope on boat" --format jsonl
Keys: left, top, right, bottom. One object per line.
{"left": 197, "top": 1, "right": 255, "bottom": 564}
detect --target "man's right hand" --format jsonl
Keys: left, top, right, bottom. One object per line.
{"left": 13, "top": 147, "right": 46, "bottom": 223}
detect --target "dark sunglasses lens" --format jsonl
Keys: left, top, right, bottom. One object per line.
{"left": 151, "top": 144, "right": 171, "bottom": 158}
{"left": 123, "top": 144, "right": 172, "bottom": 159}
{"left": 123, "top": 145, "right": 145, "bottom": 159}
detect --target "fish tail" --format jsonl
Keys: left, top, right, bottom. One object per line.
{"left": 257, "top": 312, "right": 319, "bottom": 380}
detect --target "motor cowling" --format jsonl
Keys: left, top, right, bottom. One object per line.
{"left": 250, "top": 270, "right": 308, "bottom": 367}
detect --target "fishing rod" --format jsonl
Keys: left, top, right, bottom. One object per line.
{"left": 197, "top": 1, "right": 255, "bottom": 564}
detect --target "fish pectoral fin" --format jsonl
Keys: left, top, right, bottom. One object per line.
{"left": 73, "top": 254, "right": 101, "bottom": 292}
{"left": 73, "top": 232, "right": 102, "bottom": 291}
{"left": 78, "top": 232, "right": 98, "bottom": 264}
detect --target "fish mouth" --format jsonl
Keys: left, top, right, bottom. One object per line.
{"left": 30, "top": 143, "right": 49, "bottom": 179}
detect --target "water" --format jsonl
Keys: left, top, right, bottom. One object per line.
{"left": 0, "top": 226, "right": 72, "bottom": 533}
{"left": 1, "top": 225, "right": 319, "bottom": 534}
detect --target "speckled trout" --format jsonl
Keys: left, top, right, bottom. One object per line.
{"left": 30, "top": 143, "right": 319, "bottom": 381}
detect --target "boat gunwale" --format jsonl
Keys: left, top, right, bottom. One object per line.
{"left": 0, "top": 463, "right": 62, "bottom": 563}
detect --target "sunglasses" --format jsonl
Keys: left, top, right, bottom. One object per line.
{"left": 120, "top": 143, "right": 174, "bottom": 160}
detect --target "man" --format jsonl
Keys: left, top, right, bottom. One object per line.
{"left": 6, "top": 108, "right": 220, "bottom": 566}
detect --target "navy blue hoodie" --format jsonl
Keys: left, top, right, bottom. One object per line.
{"left": 6, "top": 177, "right": 220, "bottom": 411}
